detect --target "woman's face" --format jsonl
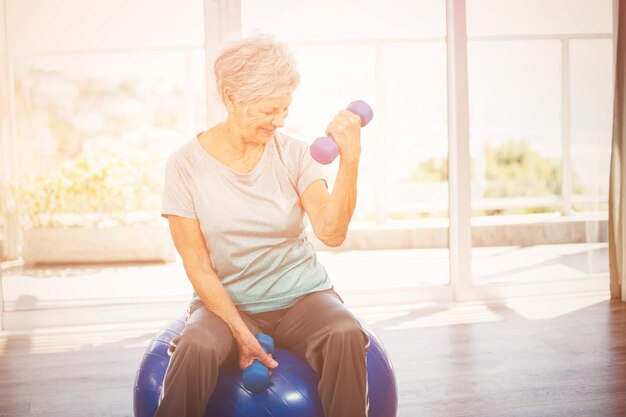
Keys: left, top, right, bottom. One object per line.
{"left": 232, "top": 93, "right": 292, "bottom": 144}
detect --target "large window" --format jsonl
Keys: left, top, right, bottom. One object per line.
{"left": 1, "top": 0, "right": 615, "bottom": 302}
{"left": 240, "top": 0, "right": 614, "bottom": 296}
{"left": 466, "top": 0, "right": 613, "bottom": 288}
{"left": 8, "top": 0, "right": 206, "bottom": 229}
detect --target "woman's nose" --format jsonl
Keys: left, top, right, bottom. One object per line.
{"left": 271, "top": 111, "right": 287, "bottom": 127}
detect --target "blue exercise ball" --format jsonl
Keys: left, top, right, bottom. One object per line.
{"left": 134, "top": 315, "right": 397, "bottom": 417}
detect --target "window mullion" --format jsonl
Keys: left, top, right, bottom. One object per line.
{"left": 446, "top": 0, "right": 473, "bottom": 300}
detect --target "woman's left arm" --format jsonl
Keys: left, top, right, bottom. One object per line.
{"left": 301, "top": 110, "right": 362, "bottom": 247}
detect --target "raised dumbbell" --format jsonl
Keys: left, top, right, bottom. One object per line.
{"left": 309, "top": 100, "right": 374, "bottom": 165}
{"left": 242, "top": 333, "right": 275, "bottom": 393}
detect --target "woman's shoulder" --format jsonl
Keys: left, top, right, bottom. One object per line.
{"left": 166, "top": 137, "right": 200, "bottom": 171}
{"left": 274, "top": 130, "right": 309, "bottom": 157}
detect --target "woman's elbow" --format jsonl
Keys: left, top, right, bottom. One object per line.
{"left": 311, "top": 216, "right": 348, "bottom": 247}
{"left": 324, "top": 238, "right": 345, "bottom": 248}
{"left": 317, "top": 231, "right": 346, "bottom": 247}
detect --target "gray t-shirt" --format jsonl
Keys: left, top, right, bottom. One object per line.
{"left": 161, "top": 131, "right": 332, "bottom": 313}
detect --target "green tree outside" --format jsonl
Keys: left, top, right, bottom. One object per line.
{"left": 404, "top": 139, "right": 584, "bottom": 216}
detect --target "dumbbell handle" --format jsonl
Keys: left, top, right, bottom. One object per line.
{"left": 309, "top": 100, "right": 374, "bottom": 165}
{"left": 242, "top": 333, "right": 275, "bottom": 393}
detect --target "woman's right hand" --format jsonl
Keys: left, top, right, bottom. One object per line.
{"left": 235, "top": 330, "right": 278, "bottom": 371}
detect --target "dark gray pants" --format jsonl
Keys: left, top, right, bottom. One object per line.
{"left": 154, "top": 289, "right": 369, "bottom": 417}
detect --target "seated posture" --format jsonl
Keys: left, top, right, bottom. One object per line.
{"left": 155, "top": 33, "right": 369, "bottom": 417}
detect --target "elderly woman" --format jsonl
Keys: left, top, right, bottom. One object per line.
{"left": 155, "top": 34, "right": 369, "bottom": 417}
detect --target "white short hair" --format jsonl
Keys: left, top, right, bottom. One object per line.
{"left": 214, "top": 34, "right": 300, "bottom": 106}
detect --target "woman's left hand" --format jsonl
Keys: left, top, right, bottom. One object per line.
{"left": 326, "top": 110, "right": 362, "bottom": 162}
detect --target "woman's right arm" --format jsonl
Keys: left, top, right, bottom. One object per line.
{"left": 167, "top": 215, "right": 278, "bottom": 370}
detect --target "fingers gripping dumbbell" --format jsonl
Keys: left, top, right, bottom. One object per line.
{"left": 309, "top": 100, "right": 374, "bottom": 165}
{"left": 242, "top": 333, "right": 275, "bottom": 393}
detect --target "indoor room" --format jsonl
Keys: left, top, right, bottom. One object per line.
{"left": 0, "top": 0, "right": 625, "bottom": 416}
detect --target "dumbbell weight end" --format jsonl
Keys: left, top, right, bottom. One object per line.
{"left": 241, "top": 333, "right": 275, "bottom": 393}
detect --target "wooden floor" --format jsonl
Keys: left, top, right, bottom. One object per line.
{"left": 1, "top": 293, "right": 626, "bottom": 417}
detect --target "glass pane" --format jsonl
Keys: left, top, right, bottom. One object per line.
{"left": 7, "top": 0, "right": 204, "bottom": 54}
{"left": 319, "top": 248, "right": 450, "bottom": 291}
{"left": 281, "top": 45, "right": 377, "bottom": 141}
{"left": 192, "top": 50, "right": 209, "bottom": 133}
{"left": 241, "top": 0, "right": 446, "bottom": 41}
{"left": 382, "top": 42, "right": 449, "bottom": 219}
{"left": 467, "top": 0, "right": 613, "bottom": 36}
{"left": 14, "top": 50, "right": 205, "bottom": 228}
{"left": 468, "top": 39, "right": 610, "bottom": 286}
{"left": 469, "top": 40, "right": 562, "bottom": 211}
{"left": 570, "top": 39, "right": 613, "bottom": 209}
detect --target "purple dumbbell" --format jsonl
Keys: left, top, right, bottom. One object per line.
{"left": 310, "top": 100, "right": 374, "bottom": 165}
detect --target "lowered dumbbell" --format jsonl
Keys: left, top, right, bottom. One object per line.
{"left": 242, "top": 333, "right": 275, "bottom": 393}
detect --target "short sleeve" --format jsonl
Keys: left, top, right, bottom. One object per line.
{"left": 161, "top": 151, "right": 198, "bottom": 219}
{"left": 296, "top": 144, "right": 327, "bottom": 195}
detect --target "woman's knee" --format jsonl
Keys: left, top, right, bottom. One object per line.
{"left": 324, "top": 315, "right": 369, "bottom": 347}
{"left": 173, "top": 324, "right": 233, "bottom": 364}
